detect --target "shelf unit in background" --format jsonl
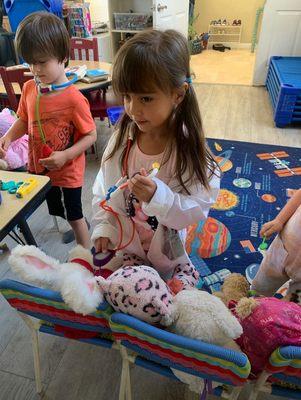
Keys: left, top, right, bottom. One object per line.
{"left": 208, "top": 24, "right": 242, "bottom": 46}
{"left": 108, "top": 0, "right": 189, "bottom": 57}
{"left": 108, "top": 0, "right": 154, "bottom": 57}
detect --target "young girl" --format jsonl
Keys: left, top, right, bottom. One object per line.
{"left": 92, "top": 29, "right": 220, "bottom": 290}
{"left": 251, "top": 189, "right": 301, "bottom": 297}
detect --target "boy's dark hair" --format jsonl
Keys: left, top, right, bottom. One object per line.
{"left": 15, "top": 11, "right": 70, "bottom": 64}
{"left": 109, "top": 29, "right": 218, "bottom": 193}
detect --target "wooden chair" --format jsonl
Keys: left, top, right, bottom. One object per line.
{"left": 70, "top": 37, "right": 99, "bottom": 62}
{"left": 69, "top": 37, "right": 122, "bottom": 158}
{"left": 0, "top": 66, "right": 31, "bottom": 112}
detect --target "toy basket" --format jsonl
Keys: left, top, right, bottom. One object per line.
{"left": 266, "top": 56, "right": 301, "bottom": 128}
{"left": 113, "top": 13, "right": 152, "bottom": 31}
{"left": 4, "top": 0, "right": 63, "bottom": 32}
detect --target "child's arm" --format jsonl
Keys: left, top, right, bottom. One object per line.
{"left": 260, "top": 189, "right": 301, "bottom": 238}
{"left": 130, "top": 169, "right": 220, "bottom": 230}
{"left": 0, "top": 118, "right": 27, "bottom": 158}
{"left": 39, "top": 129, "right": 97, "bottom": 170}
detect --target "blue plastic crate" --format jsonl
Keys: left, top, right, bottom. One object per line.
{"left": 107, "top": 106, "right": 124, "bottom": 125}
{"left": 266, "top": 56, "right": 301, "bottom": 128}
{"left": 4, "top": 0, "right": 63, "bottom": 32}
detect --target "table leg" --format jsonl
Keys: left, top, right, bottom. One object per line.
{"left": 18, "top": 220, "right": 37, "bottom": 246}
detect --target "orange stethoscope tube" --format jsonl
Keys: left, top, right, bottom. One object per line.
{"left": 99, "top": 137, "right": 136, "bottom": 251}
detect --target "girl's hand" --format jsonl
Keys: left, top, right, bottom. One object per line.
{"left": 128, "top": 168, "right": 157, "bottom": 203}
{"left": 94, "top": 237, "right": 110, "bottom": 253}
{"left": 0, "top": 136, "right": 11, "bottom": 158}
{"left": 39, "top": 151, "right": 68, "bottom": 170}
{"left": 260, "top": 218, "right": 284, "bottom": 239}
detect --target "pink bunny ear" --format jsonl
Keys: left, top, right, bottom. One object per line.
{"left": 8, "top": 245, "right": 62, "bottom": 290}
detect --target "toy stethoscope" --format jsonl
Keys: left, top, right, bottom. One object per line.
{"left": 93, "top": 131, "right": 160, "bottom": 266}
{"left": 34, "top": 65, "right": 87, "bottom": 158}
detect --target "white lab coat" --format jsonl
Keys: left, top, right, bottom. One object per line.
{"left": 92, "top": 131, "right": 220, "bottom": 280}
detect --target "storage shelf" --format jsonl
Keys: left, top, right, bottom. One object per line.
{"left": 209, "top": 24, "right": 242, "bottom": 28}
{"left": 209, "top": 33, "right": 241, "bottom": 36}
{"left": 208, "top": 21, "right": 242, "bottom": 45}
{"left": 111, "top": 29, "right": 150, "bottom": 33}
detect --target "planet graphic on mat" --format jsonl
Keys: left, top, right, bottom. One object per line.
{"left": 186, "top": 217, "right": 231, "bottom": 258}
{"left": 214, "top": 142, "right": 223, "bottom": 151}
{"left": 212, "top": 189, "right": 239, "bottom": 210}
{"left": 215, "top": 156, "right": 233, "bottom": 172}
{"left": 261, "top": 194, "right": 277, "bottom": 203}
{"left": 226, "top": 211, "right": 235, "bottom": 217}
{"left": 233, "top": 178, "right": 252, "bottom": 188}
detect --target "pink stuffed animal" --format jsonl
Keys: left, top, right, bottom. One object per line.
{"left": 232, "top": 297, "right": 301, "bottom": 375}
{"left": 96, "top": 265, "right": 176, "bottom": 324}
{"left": 0, "top": 108, "right": 28, "bottom": 170}
{"left": 216, "top": 273, "right": 301, "bottom": 376}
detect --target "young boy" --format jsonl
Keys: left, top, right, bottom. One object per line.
{"left": 0, "top": 12, "right": 97, "bottom": 248}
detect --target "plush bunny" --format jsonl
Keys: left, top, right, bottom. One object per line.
{"left": 9, "top": 245, "right": 103, "bottom": 315}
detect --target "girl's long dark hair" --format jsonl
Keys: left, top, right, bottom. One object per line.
{"left": 108, "top": 29, "right": 218, "bottom": 193}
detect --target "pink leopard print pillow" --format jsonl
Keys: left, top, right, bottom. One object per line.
{"left": 97, "top": 265, "right": 176, "bottom": 324}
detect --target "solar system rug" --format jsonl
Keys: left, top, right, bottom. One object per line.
{"left": 186, "top": 138, "right": 301, "bottom": 292}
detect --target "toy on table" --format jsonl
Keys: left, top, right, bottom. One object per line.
{"left": 15, "top": 178, "right": 37, "bottom": 198}
{"left": 0, "top": 180, "right": 23, "bottom": 193}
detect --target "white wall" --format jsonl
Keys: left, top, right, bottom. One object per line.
{"left": 89, "top": 0, "right": 109, "bottom": 23}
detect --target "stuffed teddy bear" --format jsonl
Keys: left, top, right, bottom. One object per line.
{"left": 0, "top": 108, "right": 28, "bottom": 170}
{"left": 214, "top": 273, "right": 301, "bottom": 376}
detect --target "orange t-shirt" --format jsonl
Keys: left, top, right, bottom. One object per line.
{"left": 17, "top": 80, "right": 96, "bottom": 188}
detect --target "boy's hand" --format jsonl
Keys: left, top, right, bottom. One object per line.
{"left": 39, "top": 151, "right": 68, "bottom": 170}
{"left": 0, "top": 136, "right": 11, "bottom": 158}
{"left": 260, "top": 218, "right": 284, "bottom": 239}
{"left": 128, "top": 168, "right": 157, "bottom": 203}
{"left": 94, "top": 237, "right": 110, "bottom": 253}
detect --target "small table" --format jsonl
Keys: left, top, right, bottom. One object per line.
{"left": 0, "top": 60, "right": 112, "bottom": 97}
{"left": 0, "top": 171, "right": 51, "bottom": 246}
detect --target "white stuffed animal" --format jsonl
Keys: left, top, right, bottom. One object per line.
{"left": 9, "top": 245, "right": 122, "bottom": 315}
{"left": 167, "top": 289, "right": 243, "bottom": 393}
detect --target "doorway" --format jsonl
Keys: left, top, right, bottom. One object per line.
{"left": 190, "top": 0, "right": 264, "bottom": 85}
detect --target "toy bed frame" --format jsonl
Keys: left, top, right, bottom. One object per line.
{"left": 0, "top": 279, "right": 300, "bottom": 400}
